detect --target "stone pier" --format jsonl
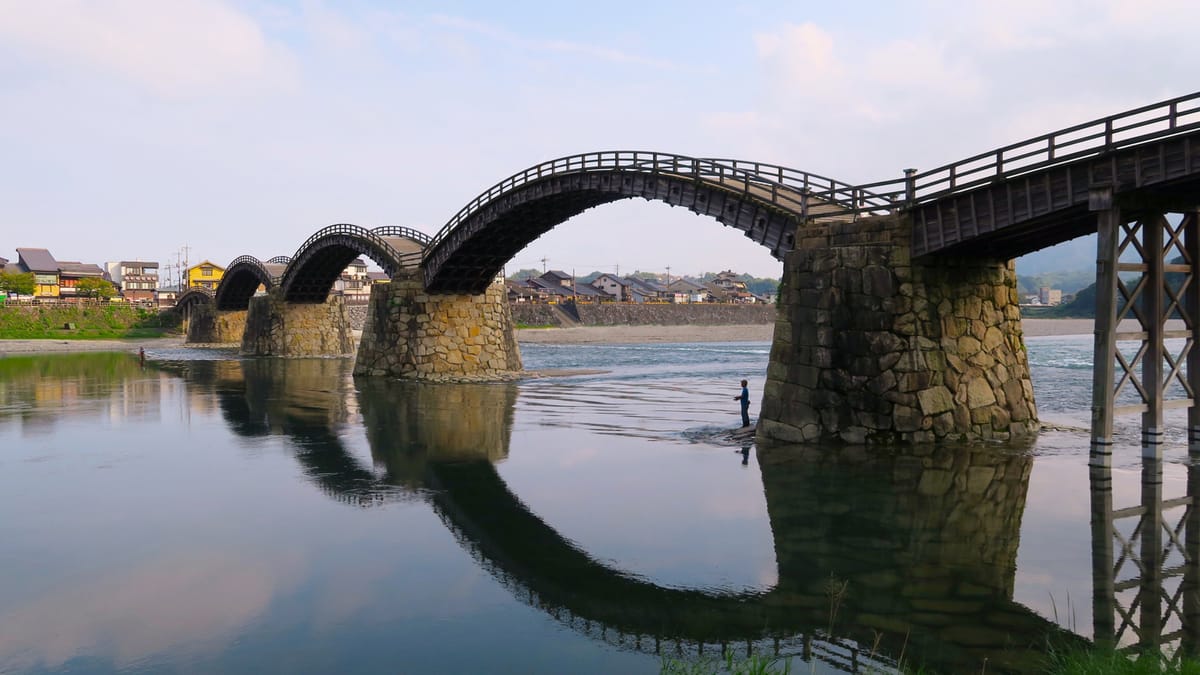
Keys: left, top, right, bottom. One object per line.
{"left": 760, "top": 214, "right": 1038, "bottom": 444}
{"left": 241, "top": 289, "right": 354, "bottom": 357}
{"left": 353, "top": 274, "right": 522, "bottom": 381}
{"left": 185, "top": 303, "right": 247, "bottom": 344}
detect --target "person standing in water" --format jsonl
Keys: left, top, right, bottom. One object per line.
{"left": 733, "top": 379, "right": 750, "bottom": 428}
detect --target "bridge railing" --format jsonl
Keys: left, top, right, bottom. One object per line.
{"left": 226, "top": 255, "right": 279, "bottom": 283}
{"left": 424, "top": 151, "right": 890, "bottom": 253}
{"left": 265, "top": 255, "right": 291, "bottom": 265}
{"left": 894, "top": 90, "right": 1200, "bottom": 207}
{"left": 287, "top": 223, "right": 423, "bottom": 276}
{"left": 371, "top": 225, "right": 432, "bottom": 247}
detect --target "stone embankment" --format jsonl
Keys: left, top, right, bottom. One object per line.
{"left": 510, "top": 302, "right": 775, "bottom": 327}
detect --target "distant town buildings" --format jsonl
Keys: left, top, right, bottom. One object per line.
{"left": 186, "top": 260, "right": 225, "bottom": 290}
{"left": 105, "top": 261, "right": 160, "bottom": 302}
{"left": 1021, "top": 287, "right": 1065, "bottom": 307}
{"left": 507, "top": 269, "right": 769, "bottom": 304}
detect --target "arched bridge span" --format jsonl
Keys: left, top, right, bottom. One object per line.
{"left": 213, "top": 256, "right": 286, "bottom": 311}
{"left": 420, "top": 152, "right": 891, "bottom": 293}
{"left": 279, "top": 224, "right": 427, "bottom": 303}
{"left": 173, "top": 287, "right": 213, "bottom": 312}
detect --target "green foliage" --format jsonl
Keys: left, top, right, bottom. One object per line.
{"left": 0, "top": 270, "right": 35, "bottom": 296}
{"left": 660, "top": 652, "right": 792, "bottom": 675}
{"left": 74, "top": 277, "right": 116, "bottom": 299}
{"left": 0, "top": 304, "right": 175, "bottom": 339}
{"left": 1017, "top": 269, "right": 1096, "bottom": 296}
{"left": 506, "top": 268, "right": 543, "bottom": 282}
{"left": 1044, "top": 645, "right": 1200, "bottom": 675}
{"left": 742, "top": 276, "right": 779, "bottom": 297}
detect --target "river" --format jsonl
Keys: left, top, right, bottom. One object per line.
{"left": 0, "top": 336, "right": 1193, "bottom": 673}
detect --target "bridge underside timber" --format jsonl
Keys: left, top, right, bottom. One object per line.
{"left": 421, "top": 171, "right": 804, "bottom": 293}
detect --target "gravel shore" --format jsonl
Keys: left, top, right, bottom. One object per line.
{"left": 0, "top": 318, "right": 1163, "bottom": 355}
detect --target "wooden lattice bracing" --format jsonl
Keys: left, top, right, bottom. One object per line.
{"left": 1090, "top": 200, "right": 1200, "bottom": 464}
{"left": 1091, "top": 461, "right": 1200, "bottom": 668}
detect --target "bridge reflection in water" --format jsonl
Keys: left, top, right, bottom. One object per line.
{"left": 163, "top": 359, "right": 1200, "bottom": 673}
{"left": 1091, "top": 459, "right": 1200, "bottom": 669}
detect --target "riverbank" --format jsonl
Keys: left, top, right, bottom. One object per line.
{"left": 0, "top": 318, "right": 1171, "bottom": 354}
{"left": 0, "top": 336, "right": 185, "bottom": 355}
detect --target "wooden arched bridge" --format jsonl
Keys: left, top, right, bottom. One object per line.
{"left": 177, "top": 91, "right": 1200, "bottom": 451}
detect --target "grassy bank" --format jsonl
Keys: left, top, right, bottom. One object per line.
{"left": 0, "top": 304, "right": 179, "bottom": 339}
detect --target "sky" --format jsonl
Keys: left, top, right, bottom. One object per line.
{"left": 1, "top": 0, "right": 1197, "bottom": 281}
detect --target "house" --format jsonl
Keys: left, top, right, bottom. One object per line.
{"left": 667, "top": 278, "right": 710, "bottom": 303}
{"left": 105, "top": 261, "right": 160, "bottom": 302}
{"left": 366, "top": 271, "right": 390, "bottom": 284}
{"left": 58, "top": 262, "right": 107, "bottom": 298}
{"left": 186, "top": 260, "right": 225, "bottom": 290}
{"left": 569, "top": 282, "right": 611, "bottom": 303}
{"left": 335, "top": 258, "right": 372, "bottom": 303}
{"left": 591, "top": 273, "right": 629, "bottom": 301}
{"left": 16, "top": 248, "right": 60, "bottom": 298}
{"left": 623, "top": 276, "right": 668, "bottom": 303}
{"left": 506, "top": 280, "right": 540, "bottom": 303}
{"left": 525, "top": 277, "right": 572, "bottom": 303}
{"left": 711, "top": 270, "right": 749, "bottom": 293}
{"left": 538, "top": 270, "right": 574, "bottom": 289}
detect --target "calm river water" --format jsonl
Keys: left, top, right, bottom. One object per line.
{"left": 0, "top": 335, "right": 1195, "bottom": 673}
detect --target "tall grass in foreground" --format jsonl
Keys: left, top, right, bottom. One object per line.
{"left": 660, "top": 644, "right": 1200, "bottom": 674}
{"left": 1045, "top": 646, "right": 1200, "bottom": 675}
{"left": 660, "top": 653, "right": 791, "bottom": 675}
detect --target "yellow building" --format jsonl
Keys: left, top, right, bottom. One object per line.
{"left": 186, "top": 260, "right": 225, "bottom": 290}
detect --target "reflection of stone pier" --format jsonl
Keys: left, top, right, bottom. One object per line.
{"left": 353, "top": 274, "right": 522, "bottom": 381}
{"left": 759, "top": 443, "right": 1055, "bottom": 673}
{"left": 240, "top": 289, "right": 354, "bottom": 357}
{"left": 357, "top": 379, "right": 516, "bottom": 487}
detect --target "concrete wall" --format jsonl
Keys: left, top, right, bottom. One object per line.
{"left": 761, "top": 215, "right": 1037, "bottom": 444}
{"left": 241, "top": 291, "right": 354, "bottom": 357}
{"left": 354, "top": 275, "right": 523, "bottom": 382}
{"left": 510, "top": 302, "right": 775, "bottom": 327}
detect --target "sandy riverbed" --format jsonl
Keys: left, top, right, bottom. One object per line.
{"left": 0, "top": 319, "right": 1168, "bottom": 355}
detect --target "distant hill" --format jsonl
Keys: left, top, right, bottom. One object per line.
{"left": 1015, "top": 234, "right": 1096, "bottom": 276}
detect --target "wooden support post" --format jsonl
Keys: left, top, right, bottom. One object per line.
{"left": 1187, "top": 212, "right": 1200, "bottom": 455}
{"left": 1092, "top": 195, "right": 1120, "bottom": 466}
{"left": 1144, "top": 215, "right": 1166, "bottom": 460}
{"left": 1183, "top": 459, "right": 1200, "bottom": 658}
{"left": 1139, "top": 459, "right": 1164, "bottom": 658}
{"left": 1091, "top": 464, "right": 1116, "bottom": 650}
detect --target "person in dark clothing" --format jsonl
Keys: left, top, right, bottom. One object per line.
{"left": 733, "top": 379, "right": 750, "bottom": 427}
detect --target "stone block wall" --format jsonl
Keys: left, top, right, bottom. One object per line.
{"left": 185, "top": 304, "right": 246, "bottom": 344}
{"left": 353, "top": 275, "right": 523, "bottom": 382}
{"left": 241, "top": 291, "right": 354, "bottom": 357}
{"left": 760, "top": 214, "right": 1037, "bottom": 444}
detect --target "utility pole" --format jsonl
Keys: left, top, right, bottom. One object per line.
{"left": 540, "top": 256, "right": 548, "bottom": 273}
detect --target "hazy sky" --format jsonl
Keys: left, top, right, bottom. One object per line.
{"left": 2, "top": 1, "right": 1197, "bottom": 279}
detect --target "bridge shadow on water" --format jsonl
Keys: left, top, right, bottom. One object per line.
{"left": 153, "top": 358, "right": 1200, "bottom": 673}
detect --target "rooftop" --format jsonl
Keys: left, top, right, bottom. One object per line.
{"left": 16, "top": 247, "right": 58, "bottom": 273}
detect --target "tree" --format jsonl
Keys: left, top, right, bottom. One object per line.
{"left": 506, "top": 268, "right": 542, "bottom": 282}
{"left": 0, "top": 270, "right": 35, "bottom": 296}
{"left": 75, "top": 277, "right": 116, "bottom": 299}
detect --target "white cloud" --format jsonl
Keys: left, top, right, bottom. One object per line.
{"left": 0, "top": 0, "right": 297, "bottom": 97}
